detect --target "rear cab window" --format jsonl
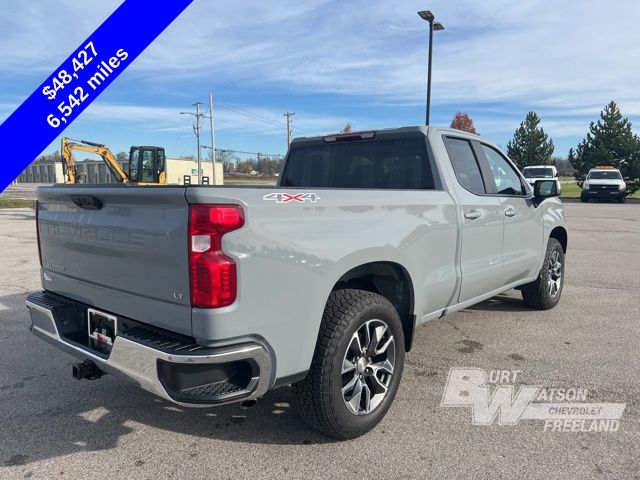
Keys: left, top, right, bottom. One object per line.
{"left": 443, "top": 137, "right": 486, "bottom": 195}
{"left": 523, "top": 167, "right": 554, "bottom": 178}
{"left": 280, "top": 134, "right": 436, "bottom": 189}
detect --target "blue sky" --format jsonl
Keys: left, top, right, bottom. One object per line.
{"left": 1, "top": 0, "right": 640, "bottom": 161}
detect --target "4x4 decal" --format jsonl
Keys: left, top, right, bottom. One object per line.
{"left": 263, "top": 192, "right": 320, "bottom": 204}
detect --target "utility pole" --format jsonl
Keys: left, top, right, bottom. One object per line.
{"left": 194, "top": 102, "right": 202, "bottom": 184}
{"left": 284, "top": 112, "right": 295, "bottom": 148}
{"left": 180, "top": 102, "right": 205, "bottom": 184}
{"left": 208, "top": 93, "right": 218, "bottom": 185}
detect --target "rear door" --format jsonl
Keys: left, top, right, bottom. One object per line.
{"left": 443, "top": 137, "right": 504, "bottom": 303}
{"left": 37, "top": 186, "right": 193, "bottom": 335}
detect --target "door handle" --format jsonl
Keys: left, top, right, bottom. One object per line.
{"left": 504, "top": 207, "right": 516, "bottom": 217}
{"left": 464, "top": 209, "right": 481, "bottom": 220}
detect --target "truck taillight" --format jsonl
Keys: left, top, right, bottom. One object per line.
{"left": 188, "top": 204, "right": 244, "bottom": 308}
{"left": 35, "top": 200, "right": 42, "bottom": 267}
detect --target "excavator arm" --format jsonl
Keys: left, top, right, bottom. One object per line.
{"left": 61, "top": 137, "right": 130, "bottom": 184}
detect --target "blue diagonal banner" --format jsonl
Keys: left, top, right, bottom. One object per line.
{"left": 0, "top": 0, "right": 194, "bottom": 191}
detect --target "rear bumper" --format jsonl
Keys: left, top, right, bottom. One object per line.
{"left": 26, "top": 291, "right": 272, "bottom": 407}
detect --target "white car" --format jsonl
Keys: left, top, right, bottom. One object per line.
{"left": 522, "top": 165, "right": 561, "bottom": 194}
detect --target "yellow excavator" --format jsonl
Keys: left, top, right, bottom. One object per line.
{"left": 61, "top": 137, "right": 167, "bottom": 185}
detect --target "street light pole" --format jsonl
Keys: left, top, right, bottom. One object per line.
{"left": 426, "top": 20, "right": 434, "bottom": 127}
{"left": 418, "top": 11, "right": 444, "bottom": 126}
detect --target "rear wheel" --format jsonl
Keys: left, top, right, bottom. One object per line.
{"left": 292, "top": 289, "right": 405, "bottom": 439}
{"left": 521, "top": 238, "right": 564, "bottom": 310}
{"left": 580, "top": 194, "right": 588, "bottom": 203}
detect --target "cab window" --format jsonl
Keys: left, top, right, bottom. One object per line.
{"left": 443, "top": 138, "right": 486, "bottom": 195}
{"left": 129, "top": 149, "right": 140, "bottom": 181}
{"left": 281, "top": 136, "right": 435, "bottom": 189}
{"left": 481, "top": 145, "right": 526, "bottom": 196}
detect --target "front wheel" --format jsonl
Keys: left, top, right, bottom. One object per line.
{"left": 292, "top": 289, "right": 405, "bottom": 439}
{"left": 520, "top": 238, "right": 564, "bottom": 310}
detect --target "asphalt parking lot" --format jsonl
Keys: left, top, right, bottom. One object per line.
{"left": 1, "top": 202, "right": 639, "bottom": 479}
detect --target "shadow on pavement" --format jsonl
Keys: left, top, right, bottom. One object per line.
{"left": 0, "top": 291, "right": 334, "bottom": 469}
{"left": 463, "top": 293, "right": 531, "bottom": 313}
{"left": 0, "top": 288, "right": 539, "bottom": 468}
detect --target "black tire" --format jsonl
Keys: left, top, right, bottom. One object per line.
{"left": 618, "top": 196, "right": 626, "bottom": 203}
{"left": 521, "top": 238, "right": 564, "bottom": 310}
{"left": 580, "top": 195, "right": 588, "bottom": 203}
{"left": 292, "top": 289, "right": 405, "bottom": 439}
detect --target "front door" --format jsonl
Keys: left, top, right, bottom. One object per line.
{"left": 479, "top": 144, "right": 542, "bottom": 283}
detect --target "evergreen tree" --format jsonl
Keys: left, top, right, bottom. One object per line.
{"left": 572, "top": 101, "right": 640, "bottom": 192}
{"left": 507, "top": 112, "right": 555, "bottom": 169}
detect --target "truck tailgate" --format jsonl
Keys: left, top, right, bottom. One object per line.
{"left": 37, "top": 186, "right": 192, "bottom": 336}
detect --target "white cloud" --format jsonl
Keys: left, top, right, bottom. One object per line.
{"left": 81, "top": 102, "right": 357, "bottom": 137}
{"left": 2, "top": 0, "right": 640, "bottom": 153}
{"left": 115, "top": 0, "right": 640, "bottom": 109}
{"left": 0, "top": 1, "right": 122, "bottom": 74}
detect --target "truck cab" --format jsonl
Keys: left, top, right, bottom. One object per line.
{"left": 581, "top": 166, "right": 627, "bottom": 203}
{"left": 522, "top": 165, "right": 561, "bottom": 194}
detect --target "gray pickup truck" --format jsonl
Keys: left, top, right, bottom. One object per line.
{"left": 26, "top": 126, "right": 567, "bottom": 439}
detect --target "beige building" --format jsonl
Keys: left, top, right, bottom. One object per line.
{"left": 17, "top": 162, "right": 65, "bottom": 184}
{"left": 16, "top": 159, "right": 223, "bottom": 185}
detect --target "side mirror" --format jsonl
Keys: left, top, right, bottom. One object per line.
{"left": 555, "top": 172, "right": 560, "bottom": 177}
{"left": 534, "top": 179, "right": 558, "bottom": 199}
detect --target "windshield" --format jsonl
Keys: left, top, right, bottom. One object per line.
{"left": 523, "top": 167, "right": 554, "bottom": 178}
{"left": 588, "top": 171, "right": 622, "bottom": 180}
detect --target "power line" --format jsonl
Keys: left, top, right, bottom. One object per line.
{"left": 216, "top": 102, "right": 321, "bottom": 137}
{"left": 202, "top": 146, "right": 285, "bottom": 157}
{"left": 217, "top": 103, "right": 286, "bottom": 129}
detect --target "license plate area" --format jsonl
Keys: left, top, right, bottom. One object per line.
{"left": 87, "top": 308, "right": 118, "bottom": 354}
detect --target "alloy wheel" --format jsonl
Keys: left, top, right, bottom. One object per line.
{"left": 341, "top": 319, "right": 396, "bottom": 415}
{"left": 547, "top": 250, "right": 562, "bottom": 298}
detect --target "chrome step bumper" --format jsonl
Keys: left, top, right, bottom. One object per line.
{"left": 26, "top": 291, "right": 272, "bottom": 407}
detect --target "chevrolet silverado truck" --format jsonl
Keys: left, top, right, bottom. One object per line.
{"left": 26, "top": 126, "right": 567, "bottom": 439}
{"left": 580, "top": 166, "right": 627, "bottom": 203}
